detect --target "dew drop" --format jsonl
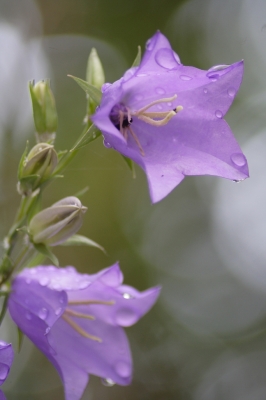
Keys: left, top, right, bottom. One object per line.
{"left": 173, "top": 138, "right": 177, "bottom": 143}
{"left": 116, "top": 308, "right": 138, "bottom": 326}
{"left": 101, "top": 377, "right": 115, "bottom": 387}
{"left": 173, "top": 51, "right": 181, "bottom": 65}
{"left": 155, "top": 87, "right": 165, "bottom": 95}
{"left": 155, "top": 48, "right": 179, "bottom": 70}
{"left": 123, "top": 69, "right": 135, "bottom": 82}
{"left": 157, "top": 104, "right": 163, "bottom": 110}
{"left": 215, "top": 110, "right": 223, "bottom": 118}
{"left": 59, "top": 295, "right": 65, "bottom": 304}
{"left": 134, "top": 94, "right": 143, "bottom": 102}
{"left": 209, "top": 64, "right": 229, "bottom": 72}
{"left": 136, "top": 73, "right": 147, "bottom": 77}
{"left": 0, "top": 364, "right": 9, "bottom": 380}
{"left": 26, "top": 312, "right": 32, "bottom": 320}
{"left": 55, "top": 307, "right": 62, "bottom": 316}
{"left": 227, "top": 87, "right": 236, "bottom": 97}
{"left": 123, "top": 293, "right": 133, "bottom": 299}
{"left": 101, "top": 83, "right": 111, "bottom": 92}
{"left": 167, "top": 102, "right": 172, "bottom": 107}
{"left": 203, "top": 88, "right": 208, "bottom": 94}
{"left": 78, "top": 280, "right": 90, "bottom": 289}
{"left": 115, "top": 361, "right": 131, "bottom": 378}
{"left": 230, "top": 153, "right": 247, "bottom": 167}
{"left": 40, "top": 276, "right": 49, "bottom": 287}
{"left": 103, "top": 139, "right": 112, "bottom": 149}
{"left": 180, "top": 75, "right": 192, "bottom": 81}
{"left": 38, "top": 307, "right": 48, "bottom": 320}
{"left": 45, "top": 327, "right": 51, "bottom": 335}
{"left": 146, "top": 38, "right": 155, "bottom": 51}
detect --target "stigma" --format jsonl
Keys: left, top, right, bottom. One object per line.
{"left": 110, "top": 95, "right": 183, "bottom": 156}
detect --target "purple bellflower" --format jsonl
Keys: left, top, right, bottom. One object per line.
{"left": 0, "top": 341, "right": 14, "bottom": 400}
{"left": 93, "top": 32, "right": 249, "bottom": 203}
{"left": 8, "top": 264, "right": 160, "bottom": 400}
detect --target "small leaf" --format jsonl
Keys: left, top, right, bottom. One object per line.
{"left": 68, "top": 75, "right": 102, "bottom": 104}
{"left": 33, "top": 243, "right": 59, "bottom": 266}
{"left": 121, "top": 155, "right": 136, "bottom": 179}
{"left": 74, "top": 186, "right": 89, "bottom": 198}
{"left": 17, "top": 327, "right": 24, "bottom": 353}
{"left": 60, "top": 234, "right": 106, "bottom": 253}
{"left": 70, "top": 124, "right": 101, "bottom": 151}
{"left": 131, "top": 46, "right": 142, "bottom": 67}
{"left": 18, "top": 141, "right": 29, "bottom": 180}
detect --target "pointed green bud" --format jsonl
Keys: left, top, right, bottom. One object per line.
{"left": 29, "top": 80, "right": 58, "bottom": 143}
{"left": 28, "top": 197, "right": 87, "bottom": 246}
{"left": 86, "top": 48, "right": 105, "bottom": 116}
{"left": 86, "top": 48, "right": 105, "bottom": 90}
{"left": 18, "top": 143, "right": 58, "bottom": 195}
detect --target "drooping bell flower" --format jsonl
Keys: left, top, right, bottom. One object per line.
{"left": 8, "top": 264, "right": 160, "bottom": 400}
{"left": 0, "top": 341, "right": 14, "bottom": 400}
{"left": 92, "top": 31, "right": 249, "bottom": 203}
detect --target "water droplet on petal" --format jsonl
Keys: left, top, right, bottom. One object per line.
{"left": 59, "top": 295, "right": 65, "bottom": 304}
{"left": 0, "top": 363, "right": 9, "bottom": 380}
{"left": 155, "top": 48, "right": 179, "bottom": 70}
{"left": 203, "top": 88, "right": 208, "bottom": 94}
{"left": 26, "top": 312, "right": 32, "bottom": 320}
{"left": 133, "top": 94, "right": 143, "bottom": 102}
{"left": 157, "top": 104, "right": 163, "bottom": 110}
{"left": 103, "top": 139, "right": 112, "bottom": 149}
{"left": 40, "top": 276, "right": 49, "bottom": 286}
{"left": 78, "top": 280, "right": 90, "bottom": 289}
{"left": 45, "top": 327, "right": 51, "bottom": 335}
{"left": 215, "top": 110, "right": 223, "bottom": 118}
{"left": 209, "top": 64, "right": 230, "bottom": 72}
{"left": 116, "top": 308, "right": 138, "bottom": 326}
{"left": 207, "top": 64, "right": 230, "bottom": 80}
{"left": 101, "top": 378, "right": 115, "bottom": 387}
{"left": 115, "top": 361, "right": 131, "bottom": 378}
{"left": 123, "top": 293, "right": 133, "bottom": 299}
{"left": 55, "top": 307, "right": 62, "bottom": 316}
{"left": 38, "top": 308, "right": 48, "bottom": 320}
{"left": 231, "top": 153, "right": 247, "bottom": 167}
{"left": 123, "top": 69, "right": 135, "bottom": 82}
{"left": 146, "top": 37, "right": 155, "bottom": 51}
{"left": 173, "top": 51, "right": 181, "bottom": 64}
{"left": 167, "top": 102, "right": 172, "bottom": 107}
{"left": 136, "top": 73, "right": 147, "bottom": 77}
{"left": 180, "top": 75, "right": 192, "bottom": 81}
{"left": 156, "top": 87, "right": 165, "bottom": 95}
{"left": 101, "top": 83, "right": 111, "bottom": 92}
{"left": 227, "top": 87, "right": 236, "bottom": 97}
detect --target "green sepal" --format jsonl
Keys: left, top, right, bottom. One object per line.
{"left": 74, "top": 186, "right": 89, "bottom": 198}
{"left": 17, "top": 327, "right": 24, "bottom": 353}
{"left": 70, "top": 124, "right": 101, "bottom": 151}
{"left": 132, "top": 46, "right": 142, "bottom": 67}
{"left": 17, "top": 141, "right": 29, "bottom": 180}
{"left": 29, "top": 82, "right": 46, "bottom": 133}
{"left": 57, "top": 150, "right": 68, "bottom": 159}
{"left": 68, "top": 75, "right": 102, "bottom": 104}
{"left": 60, "top": 234, "right": 106, "bottom": 253}
{"left": 121, "top": 155, "right": 136, "bottom": 178}
{"left": 33, "top": 243, "right": 59, "bottom": 266}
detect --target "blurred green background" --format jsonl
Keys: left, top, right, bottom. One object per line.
{"left": 1, "top": 0, "right": 266, "bottom": 399}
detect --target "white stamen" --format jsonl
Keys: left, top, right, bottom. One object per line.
{"left": 62, "top": 313, "right": 102, "bottom": 342}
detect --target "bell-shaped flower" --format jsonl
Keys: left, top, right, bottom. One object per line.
{"left": 93, "top": 31, "right": 249, "bottom": 203}
{"left": 0, "top": 341, "right": 14, "bottom": 400}
{"left": 8, "top": 264, "right": 160, "bottom": 400}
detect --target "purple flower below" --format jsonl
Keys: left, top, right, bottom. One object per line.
{"left": 8, "top": 264, "right": 160, "bottom": 400}
{"left": 0, "top": 341, "right": 14, "bottom": 400}
{"left": 93, "top": 31, "right": 249, "bottom": 203}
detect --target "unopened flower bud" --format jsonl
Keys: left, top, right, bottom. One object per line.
{"left": 29, "top": 80, "right": 58, "bottom": 143}
{"left": 29, "top": 197, "right": 87, "bottom": 246}
{"left": 18, "top": 143, "right": 58, "bottom": 195}
{"left": 86, "top": 48, "right": 105, "bottom": 116}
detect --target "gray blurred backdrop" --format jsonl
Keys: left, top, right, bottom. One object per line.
{"left": 1, "top": 0, "right": 266, "bottom": 399}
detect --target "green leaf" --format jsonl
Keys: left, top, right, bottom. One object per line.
{"left": 74, "top": 186, "right": 89, "bottom": 198}
{"left": 17, "top": 327, "right": 24, "bottom": 353}
{"left": 68, "top": 75, "right": 102, "bottom": 104}
{"left": 131, "top": 46, "right": 142, "bottom": 67}
{"left": 33, "top": 243, "right": 59, "bottom": 266}
{"left": 121, "top": 155, "right": 136, "bottom": 178}
{"left": 60, "top": 234, "right": 106, "bottom": 253}
{"left": 70, "top": 124, "right": 101, "bottom": 151}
